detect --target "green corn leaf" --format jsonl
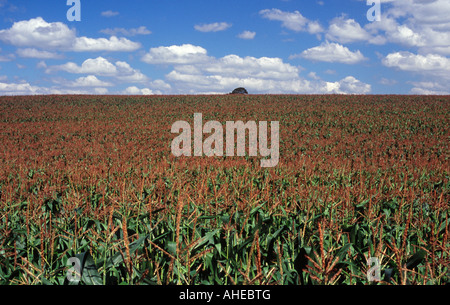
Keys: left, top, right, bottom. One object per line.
{"left": 167, "top": 241, "right": 177, "bottom": 256}
{"left": 81, "top": 254, "right": 102, "bottom": 285}
{"left": 405, "top": 249, "right": 427, "bottom": 270}
{"left": 335, "top": 243, "right": 352, "bottom": 263}
{"left": 98, "top": 235, "right": 148, "bottom": 270}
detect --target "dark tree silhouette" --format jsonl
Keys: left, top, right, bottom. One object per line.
{"left": 231, "top": 87, "right": 248, "bottom": 94}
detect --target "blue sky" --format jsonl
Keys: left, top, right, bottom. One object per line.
{"left": 0, "top": 0, "right": 449, "bottom": 95}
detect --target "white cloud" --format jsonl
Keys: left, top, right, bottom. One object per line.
{"left": 0, "top": 80, "right": 74, "bottom": 95}
{"left": 114, "top": 61, "right": 148, "bottom": 83}
{"left": 332, "top": 76, "right": 371, "bottom": 94}
{"left": 49, "top": 75, "right": 112, "bottom": 94}
{"left": 308, "top": 71, "right": 320, "bottom": 80}
{"left": 48, "top": 57, "right": 118, "bottom": 75}
{"left": 101, "top": 10, "right": 119, "bottom": 17}
{"left": 408, "top": 79, "right": 450, "bottom": 95}
{"left": 0, "top": 82, "right": 75, "bottom": 95}
{"left": 379, "top": 78, "right": 397, "bottom": 86}
{"left": 237, "top": 31, "right": 256, "bottom": 40}
{"left": 0, "top": 17, "right": 141, "bottom": 52}
{"left": 16, "top": 48, "right": 63, "bottom": 59}
{"left": 100, "top": 26, "right": 151, "bottom": 37}
{"left": 36, "top": 60, "right": 47, "bottom": 69}
{"left": 382, "top": 51, "right": 450, "bottom": 73}
{"left": 72, "top": 36, "right": 141, "bottom": 52}
{"left": 94, "top": 88, "right": 109, "bottom": 94}
{"left": 0, "top": 81, "right": 40, "bottom": 95}
{"left": 165, "top": 70, "right": 371, "bottom": 95}
{"left": 142, "top": 44, "right": 370, "bottom": 94}
{"left": 364, "top": 0, "right": 450, "bottom": 54}
{"left": 259, "top": 8, "right": 307, "bottom": 32}
{"left": 259, "top": 8, "right": 323, "bottom": 34}
{"left": 0, "top": 17, "right": 75, "bottom": 49}
{"left": 3, "top": 41, "right": 372, "bottom": 95}
{"left": 386, "top": 0, "right": 450, "bottom": 26}
{"left": 141, "top": 44, "right": 211, "bottom": 65}
{"left": 326, "top": 16, "right": 371, "bottom": 44}
{"left": 294, "top": 41, "right": 367, "bottom": 64}
{"left": 359, "top": 1, "right": 450, "bottom": 92}
{"left": 149, "top": 79, "right": 171, "bottom": 91}
{"left": 68, "top": 75, "right": 113, "bottom": 87}
{"left": 382, "top": 51, "right": 450, "bottom": 92}
{"left": 194, "top": 22, "right": 232, "bottom": 32}
{"left": 307, "top": 21, "right": 324, "bottom": 35}
{"left": 46, "top": 57, "right": 148, "bottom": 83}
{"left": 203, "top": 55, "right": 300, "bottom": 80}
{"left": 409, "top": 87, "right": 449, "bottom": 95}
{"left": 123, "top": 86, "right": 155, "bottom": 95}
{"left": 389, "top": 24, "right": 425, "bottom": 47}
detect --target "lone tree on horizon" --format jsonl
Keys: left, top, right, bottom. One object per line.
{"left": 230, "top": 87, "right": 248, "bottom": 94}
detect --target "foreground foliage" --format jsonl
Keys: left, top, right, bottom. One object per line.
{"left": 0, "top": 94, "right": 448, "bottom": 285}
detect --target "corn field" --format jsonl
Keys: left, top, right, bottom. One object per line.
{"left": 0, "top": 94, "right": 448, "bottom": 285}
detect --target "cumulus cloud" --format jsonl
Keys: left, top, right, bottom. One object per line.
{"left": 259, "top": 8, "right": 323, "bottom": 34}
{"left": 326, "top": 16, "right": 371, "bottom": 44}
{"left": 114, "top": 61, "right": 148, "bottom": 83}
{"left": 237, "top": 31, "right": 256, "bottom": 40}
{"left": 141, "top": 44, "right": 211, "bottom": 65}
{"left": 294, "top": 41, "right": 367, "bottom": 64}
{"left": 46, "top": 57, "right": 148, "bottom": 83}
{"left": 408, "top": 81, "right": 449, "bottom": 95}
{"left": 194, "top": 22, "right": 232, "bottom": 32}
{"left": 330, "top": 76, "right": 371, "bottom": 94}
{"left": 363, "top": 0, "right": 450, "bottom": 54}
{"left": 47, "top": 57, "right": 118, "bottom": 75}
{"left": 101, "top": 10, "right": 119, "bottom": 17}
{"left": 64, "top": 75, "right": 113, "bottom": 87}
{"left": 72, "top": 36, "right": 141, "bottom": 52}
{"left": 382, "top": 51, "right": 450, "bottom": 92}
{"left": 366, "top": 17, "right": 426, "bottom": 47}
{"left": 0, "top": 81, "right": 41, "bottom": 95}
{"left": 382, "top": 51, "right": 450, "bottom": 73}
{"left": 0, "top": 79, "right": 94, "bottom": 95}
{"left": 409, "top": 88, "right": 446, "bottom": 95}
{"left": 0, "top": 17, "right": 75, "bottom": 49}
{"left": 141, "top": 43, "right": 370, "bottom": 94}
{"left": 165, "top": 70, "right": 370, "bottom": 95}
{"left": 16, "top": 48, "right": 63, "bottom": 59}
{"left": 379, "top": 78, "right": 397, "bottom": 86}
{"left": 307, "top": 21, "right": 324, "bottom": 35}
{"left": 149, "top": 79, "right": 171, "bottom": 91}
{"left": 0, "top": 17, "right": 141, "bottom": 52}
{"left": 123, "top": 86, "right": 155, "bottom": 95}
{"left": 100, "top": 26, "right": 151, "bottom": 37}
{"left": 321, "top": 1, "right": 450, "bottom": 53}
{"left": 203, "top": 55, "right": 300, "bottom": 80}
{"left": 357, "top": 1, "right": 450, "bottom": 93}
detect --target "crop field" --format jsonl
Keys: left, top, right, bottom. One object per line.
{"left": 0, "top": 94, "right": 448, "bottom": 285}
